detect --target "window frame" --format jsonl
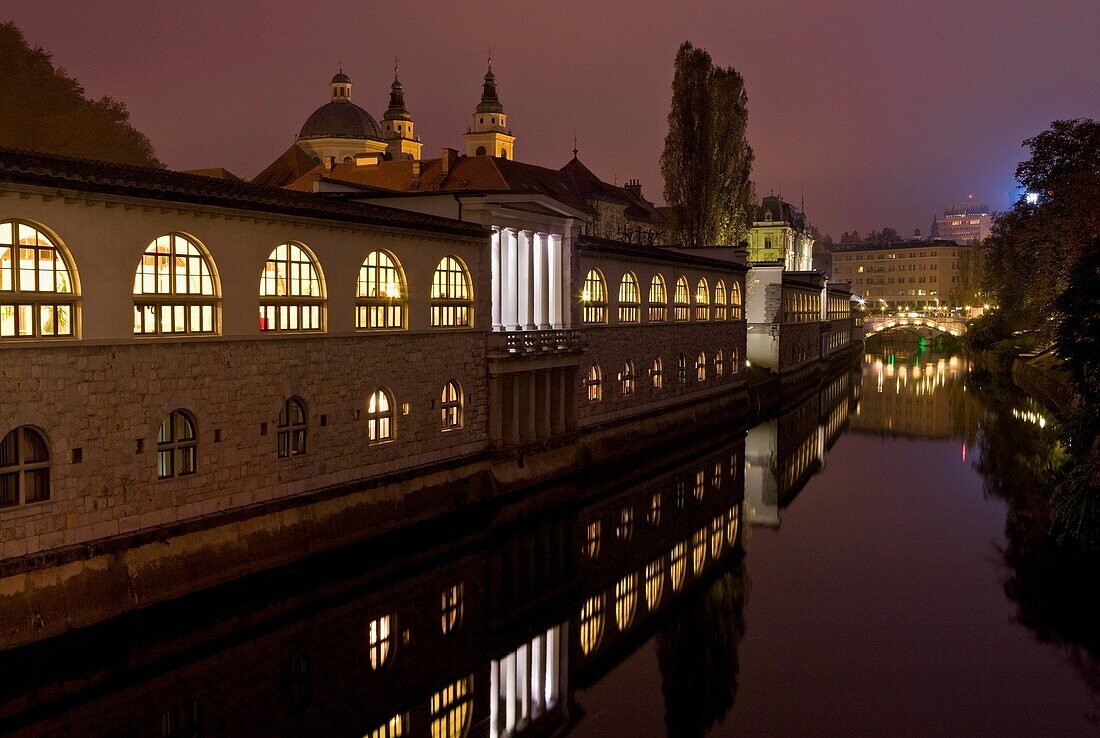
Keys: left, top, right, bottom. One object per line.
{"left": 673, "top": 276, "right": 691, "bottom": 321}
{"left": 585, "top": 364, "right": 603, "bottom": 402}
{"left": 581, "top": 268, "right": 608, "bottom": 324}
{"left": 277, "top": 397, "right": 308, "bottom": 458}
{"left": 695, "top": 278, "right": 710, "bottom": 321}
{"left": 356, "top": 249, "right": 407, "bottom": 330}
{"left": 617, "top": 272, "right": 640, "bottom": 323}
{"left": 430, "top": 255, "right": 473, "bottom": 328}
{"left": 258, "top": 241, "right": 325, "bottom": 333}
{"left": 366, "top": 388, "right": 395, "bottom": 443}
{"left": 440, "top": 380, "right": 463, "bottom": 430}
{"left": 157, "top": 409, "right": 197, "bottom": 480}
{"left": 0, "top": 220, "right": 79, "bottom": 340}
{"left": 647, "top": 274, "right": 667, "bottom": 322}
{"left": 133, "top": 233, "right": 219, "bottom": 337}
{"left": 0, "top": 426, "right": 51, "bottom": 506}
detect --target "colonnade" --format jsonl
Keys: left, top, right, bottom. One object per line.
{"left": 488, "top": 366, "right": 578, "bottom": 447}
{"left": 489, "top": 625, "right": 565, "bottom": 738}
{"left": 491, "top": 227, "right": 566, "bottom": 331}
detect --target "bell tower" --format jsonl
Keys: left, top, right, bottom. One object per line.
{"left": 381, "top": 63, "right": 423, "bottom": 161}
{"left": 463, "top": 57, "right": 516, "bottom": 159}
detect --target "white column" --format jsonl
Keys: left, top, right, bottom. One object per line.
{"left": 505, "top": 229, "right": 520, "bottom": 330}
{"left": 518, "top": 230, "right": 535, "bottom": 330}
{"left": 490, "top": 659, "right": 501, "bottom": 738}
{"left": 545, "top": 626, "right": 559, "bottom": 708}
{"left": 491, "top": 228, "right": 502, "bottom": 330}
{"left": 548, "top": 234, "right": 563, "bottom": 328}
{"left": 537, "top": 233, "right": 551, "bottom": 329}
{"left": 518, "top": 642, "right": 530, "bottom": 721}
{"left": 531, "top": 634, "right": 545, "bottom": 717}
{"left": 505, "top": 652, "right": 517, "bottom": 733}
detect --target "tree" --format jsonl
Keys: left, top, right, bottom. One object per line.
{"left": 661, "top": 42, "right": 755, "bottom": 249}
{"left": 0, "top": 22, "right": 161, "bottom": 166}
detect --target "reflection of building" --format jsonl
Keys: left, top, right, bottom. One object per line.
{"left": 931, "top": 200, "right": 992, "bottom": 244}
{"left": 830, "top": 239, "right": 976, "bottom": 308}
{"left": 747, "top": 196, "right": 814, "bottom": 271}
{"left": 0, "top": 434, "right": 748, "bottom": 738}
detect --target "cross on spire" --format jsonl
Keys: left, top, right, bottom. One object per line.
{"left": 573, "top": 132, "right": 578, "bottom": 159}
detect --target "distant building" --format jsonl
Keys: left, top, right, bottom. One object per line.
{"left": 830, "top": 239, "right": 979, "bottom": 309}
{"left": 747, "top": 196, "right": 814, "bottom": 271}
{"left": 931, "top": 200, "right": 992, "bottom": 243}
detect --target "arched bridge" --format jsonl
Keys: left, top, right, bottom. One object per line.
{"left": 863, "top": 314, "right": 965, "bottom": 337}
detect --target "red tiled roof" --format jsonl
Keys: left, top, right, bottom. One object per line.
{"left": 0, "top": 147, "right": 487, "bottom": 238}
{"left": 252, "top": 144, "right": 323, "bottom": 189}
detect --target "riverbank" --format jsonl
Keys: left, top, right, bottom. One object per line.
{"left": 1011, "top": 349, "right": 1075, "bottom": 418}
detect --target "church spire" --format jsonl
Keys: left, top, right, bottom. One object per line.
{"left": 384, "top": 61, "right": 410, "bottom": 121}
{"left": 381, "top": 59, "right": 421, "bottom": 160}
{"left": 476, "top": 54, "right": 504, "bottom": 114}
{"left": 465, "top": 54, "right": 515, "bottom": 159}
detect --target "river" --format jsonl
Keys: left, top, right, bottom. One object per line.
{"left": 1, "top": 339, "right": 1096, "bottom": 737}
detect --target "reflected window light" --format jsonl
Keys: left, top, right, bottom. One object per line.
{"left": 614, "top": 573, "right": 637, "bottom": 631}
{"left": 366, "top": 712, "right": 409, "bottom": 738}
{"left": 441, "top": 584, "right": 463, "bottom": 635}
{"left": 726, "top": 504, "right": 740, "bottom": 545}
{"left": 710, "top": 517, "right": 725, "bottom": 558}
{"left": 579, "top": 595, "right": 605, "bottom": 655}
{"left": 430, "top": 675, "right": 473, "bottom": 738}
{"left": 368, "top": 615, "right": 393, "bottom": 670}
{"left": 584, "top": 520, "right": 601, "bottom": 560}
{"left": 692, "top": 529, "right": 707, "bottom": 575}
{"left": 670, "top": 542, "right": 687, "bottom": 591}
{"left": 644, "top": 559, "right": 664, "bottom": 611}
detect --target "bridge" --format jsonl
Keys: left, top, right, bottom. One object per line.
{"left": 863, "top": 313, "right": 965, "bottom": 337}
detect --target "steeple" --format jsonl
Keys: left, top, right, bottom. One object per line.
{"left": 330, "top": 68, "right": 352, "bottom": 102}
{"left": 464, "top": 55, "right": 515, "bottom": 159}
{"left": 381, "top": 61, "right": 422, "bottom": 161}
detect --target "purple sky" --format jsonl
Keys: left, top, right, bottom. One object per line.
{"left": 6, "top": 0, "right": 1099, "bottom": 237}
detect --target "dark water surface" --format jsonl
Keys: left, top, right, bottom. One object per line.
{"left": 2, "top": 342, "right": 1097, "bottom": 737}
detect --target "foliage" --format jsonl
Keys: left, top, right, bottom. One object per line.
{"left": 0, "top": 22, "right": 161, "bottom": 166}
{"left": 964, "top": 310, "right": 1008, "bottom": 351}
{"left": 661, "top": 42, "right": 755, "bottom": 249}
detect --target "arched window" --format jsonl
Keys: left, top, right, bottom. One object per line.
{"left": 694, "top": 469, "right": 705, "bottom": 500}
{"left": 651, "top": 357, "right": 663, "bottom": 389}
{"left": 585, "top": 364, "right": 602, "bottom": 402}
{"left": 714, "top": 281, "right": 728, "bottom": 320}
{"left": 620, "top": 360, "right": 635, "bottom": 396}
{"left": 692, "top": 528, "right": 707, "bottom": 574}
{"left": 441, "top": 380, "right": 462, "bottom": 430}
{"left": 0, "top": 426, "right": 50, "bottom": 505}
{"left": 673, "top": 276, "right": 690, "bottom": 321}
{"left": 695, "top": 278, "right": 710, "bottom": 321}
{"left": 582, "top": 269, "right": 607, "bottom": 324}
{"left": 670, "top": 542, "right": 687, "bottom": 592}
{"left": 616, "top": 505, "right": 634, "bottom": 541}
{"left": 696, "top": 352, "right": 707, "bottom": 381}
{"left": 730, "top": 281, "right": 743, "bottom": 319}
{"left": 648, "top": 274, "right": 667, "bottom": 322}
{"left": 367, "top": 389, "right": 394, "bottom": 442}
{"left": 1, "top": 221, "right": 77, "bottom": 339}
{"left": 579, "top": 594, "right": 605, "bottom": 655}
{"left": 476, "top": 145, "right": 487, "bottom": 156}
{"left": 441, "top": 583, "right": 463, "bottom": 635}
{"left": 278, "top": 397, "right": 307, "bottom": 458}
{"left": 584, "top": 520, "right": 601, "bottom": 560}
{"left": 614, "top": 573, "right": 637, "bottom": 631}
{"left": 430, "top": 675, "right": 473, "bottom": 738}
{"left": 617, "top": 272, "right": 639, "bottom": 323}
{"left": 676, "top": 354, "right": 687, "bottom": 384}
{"left": 259, "top": 242, "right": 324, "bottom": 332}
{"left": 727, "top": 504, "right": 740, "bottom": 544}
{"left": 134, "top": 234, "right": 217, "bottom": 335}
{"left": 711, "top": 517, "right": 725, "bottom": 558}
{"left": 645, "top": 559, "right": 664, "bottom": 611}
{"left": 356, "top": 250, "right": 406, "bottom": 329}
{"left": 649, "top": 492, "right": 661, "bottom": 525}
{"left": 367, "top": 615, "right": 393, "bottom": 670}
{"left": 431, "top": 256, "right": 473, "bottom": 327}
{"left": 157, "top": 410, "right": 197, "bottom": 479}
{"left": 731, "top": 346, "right": 740, "bottom": 373}
{"left": 715, "top": 349, "right": 725, "bottom": 377}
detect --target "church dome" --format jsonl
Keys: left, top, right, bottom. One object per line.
{"left": 298, "top": 101, "right": 383, "bottom": 141}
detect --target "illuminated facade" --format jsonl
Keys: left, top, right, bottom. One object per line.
{"left": 747, "top": 195, "right": 814, "bottom": 271}
{"left": 931, "top": 200, "right": 992, "bottom": 243}
{"left": 830, "top": 239, "right": 975, "bottom": 308}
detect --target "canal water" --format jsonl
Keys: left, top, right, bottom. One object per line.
{"left": 1, "top": 340, "right": 1096, "bottom": 737}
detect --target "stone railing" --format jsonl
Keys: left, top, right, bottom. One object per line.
{"left": 487, "top": 329, "right": 586, "bottom": 358}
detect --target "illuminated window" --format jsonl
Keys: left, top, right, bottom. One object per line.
{"left": 133, "top": 233, "right": 217, "bottom": 335}
{"left": 584, "top": 520, "right": 601, "bottom": 560}
{"left": 696, "top": 352, "right": 707, "bottom": 382}
{"left": 617, "top": 272, "right": 640, "bottom": 323}
{"left": 648, "top": 274, "right": 667, "bottom": 322}
{"left": 619, "top": 361, "right": 635, "bottom": 396}
{"left": 430, "top": 675, "right": 473, "bottom": 738}
{"left": 726, "top": 504, "right": 740, "bottom": 545}
{"left": 694, "top": 469, "right": 705, "bottom": 500}
{"left": 0, "top": 221, "right": 77, "bottom": 339}
{"left": 714, "top": 349, "right": 724, "bottom": 377}
{"left": 676, "top": 354, "right": 687, "bottom": 384}
{"left": 730, "top": 281, "right": 743, "bottom": 319}
{"left": 644, "top": 559, "right": 664, "bottom": 611}
{"left": 670, "top": 542, "right": 687, "bottom": 591}
{"left": 579, "top": 594, "right": 605, "bottom": 655}
{"left": 712, "top": 460, "right": 723, "bottom": 491}
{"left": 157, "top": 410, "right": 196, "bottom": 479}
{"left": 673, "top": 277, "right": 690, "bottom": 321}
{"left": 440, "top": 380, "right": 462, "bottom": 430}
{"left": 692, "top": 528, "right": 707, "bottom": 574}
{"left": 431, "top": 256, "right": 473, "bottom": 327}
{"left": 367, "top": 713, "right": 409, "bottom": 738}
{"left": 616, "top": 505, "right": 634, "bottom": 541}
{"left": 582, "top": 269, "right": 607, "bottom": 323}
{"left": 356, "top": 250, "right": 406, "bottom": 329}
{"left": 614, "top": 573, "right": 638, "bottom": 631}
{"left": 0, "top": 426, "right": 50, "bottom": 506}
{"left": 367, "top": 615, "right": 392, "bottom": 670}
{"left": 367, "top": 388, "right": 395, "bottom": 442}
{"left": 277, "top": 397, "right": 307, "bottom": 458}
{"left": 648, "top": 492, "right": 661, "bottom": 525}
{"left": 585, "top": 364, "right": 602, "bottom": 402}
{"left": 710, "top": 517, "right": 725, "bottom": 558}
{"left": 714, "top": 280, "right": 727, "bottom": 320}
{"left": 259, "top": 242, "right": 324, "bottom": 332}
{"left": 651, "top": 357, "right": 663, "bottom": 389}
{"left": 441, "top": 583, "right": 463, "bottom": 635}
{"left": 695, "top": 278, "right": 710, "bottom": 321}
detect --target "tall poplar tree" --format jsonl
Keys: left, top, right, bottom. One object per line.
{"left": 661, "top": 42, "right": 755, "bottom": 248}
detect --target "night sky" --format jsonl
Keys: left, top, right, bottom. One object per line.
{"left": 6, "top": 0, "right": 1099, "bottom": 237}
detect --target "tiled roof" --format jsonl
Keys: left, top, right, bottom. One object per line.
{"left": 559, "top": 157, "right": 665, "bottom": 224}
{"left": 252, "top": 144, "right": 323, "bottom": 189}
{"left": 0, "top": 147, "right": 487, "bottom": 238}
{"left": 577, "top": 235, "right": 747, "bottom": 272}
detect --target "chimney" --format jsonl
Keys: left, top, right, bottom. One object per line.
{"left": 354, "top": 152, "right": 381, "bottom": 167}
{"left": 441, "top": 147, "right": 458, "bottom": 175}
{"left": 624, "top": 178, "right": 642, "bottom": 198}
{"left": 325, "top": 156, "right": 335, "bottom": 171}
